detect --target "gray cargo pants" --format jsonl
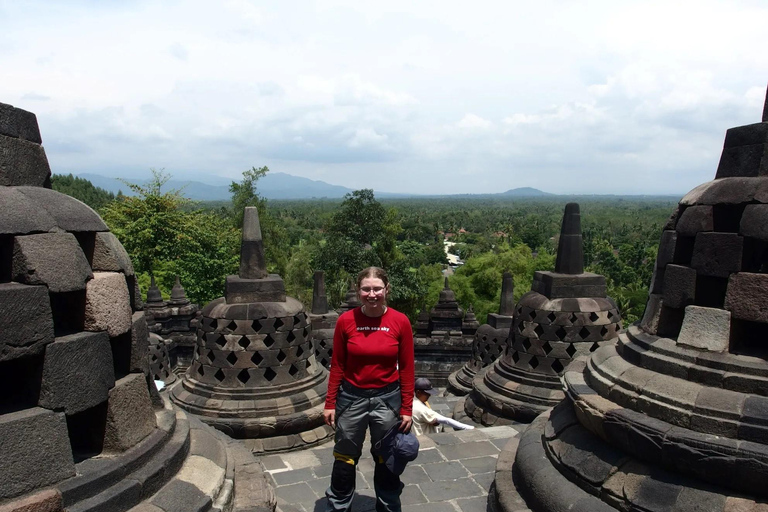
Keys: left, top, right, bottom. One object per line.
{"left": 325, "top": 380, "right": 403, "bottom": 512}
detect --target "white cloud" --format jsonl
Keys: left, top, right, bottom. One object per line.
{"left": 457, "top": 114, "right": 492, "bottom": 130}
{"left": 0, "top": 0, "right": 765, "bottom": 194}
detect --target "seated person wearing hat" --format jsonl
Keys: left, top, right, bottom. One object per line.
{"left": 412, "top": 378, "right": 475, "bottom": 436}
{"left": 412, "top": 378, "right": 441, "bottom": 436}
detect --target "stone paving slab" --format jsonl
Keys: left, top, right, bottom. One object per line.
{"left": 256, "top": 414, "right": 521, "bottom": 512}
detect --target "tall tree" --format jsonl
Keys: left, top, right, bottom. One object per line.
{"left": 101, "top": 169, "right": 240, "bottom": 304}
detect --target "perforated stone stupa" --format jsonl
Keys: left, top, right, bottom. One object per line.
{"left": 491, "top": 88, "right": 768, "bottom": 512}
{"left": 308, "top": 270, "right": 338, "bottom": 369}
{"left": 144, "top": 275, "right": 201, "bottom": 374}
{"left": 0, "top": 103, "right": 274, "bottom": 512}
{"left": 414, "top": 278, "right": 475, "bottom": 386}
{"left": 171, "top": 207, "right": 333, "bottom": 453}
{"left": 466, "top": 203, "right": 622, "bottom": 425}
{"left": 447, "top": 272, "right": 515, "bottom": 396}
{"left": 337, "top": 280, "right": 361, "bottom": 313}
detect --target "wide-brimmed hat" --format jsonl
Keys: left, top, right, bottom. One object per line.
{"left": 415, "top": 377, "right": 438, "bottom": 395}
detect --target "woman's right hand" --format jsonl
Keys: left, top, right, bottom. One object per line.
{"left": 323, "top": 409, "right": 336, "bottom": 429}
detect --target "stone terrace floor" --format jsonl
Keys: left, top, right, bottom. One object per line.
{"left": 255, "top": 392, "right": 527, "bottom": 512}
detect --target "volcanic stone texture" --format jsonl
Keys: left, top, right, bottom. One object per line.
{"left": 415, "top": 278, "right": 474, "bottom": 386}
{"left": 448, "top": 273, "right": 516, "bottom": 395}
{"left": 492, "top": 90, "right": 768, "bottom": 512}
{"left": 308, "top": 270, "right": 338, "bottom": 370}
{"left": 12, "top": 233, "right": 93, "bottom": 292}
{"left": 83, "top": 272, "right": 132, "bottom": 336}
{"left": 0, "top": 408, "right": 75, "bottom": 500}
{"left": 0, "top": 282, "right": 54, "bottom": 361}
{"left": 172, "top": 296, "right": 333, "bottom": 453}
{"left": 0, "top": 162, "right": 158, "bottom": 503}
{"left": 38, "top": 331, "right": 115, "bottom": 415}
{"left": 0, "top": 106, "right": 277, "bottom": 512}
{"left": 642, "top": 175, "right": 768, "bottom": 349}
{"left": 148, "top": 332, "right": 176, "bottom": 384}
{"left": 103, "top": 373, "right": 156, "bottom": 452}
{"left": 466, "top": 292, "right": 622, "bottom": 425}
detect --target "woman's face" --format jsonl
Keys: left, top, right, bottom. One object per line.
{"left": 358, "top": 276, "right": 388, "bottom": 313}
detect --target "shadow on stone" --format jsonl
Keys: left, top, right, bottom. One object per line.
{"left": 311, "top": 494, "right": 378, "bottom": 511}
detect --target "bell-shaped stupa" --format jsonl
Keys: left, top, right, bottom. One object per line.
{"left": 448, "top": 272, "right": 515, "bottom": 396}
{"left": 414, "top": 277, "right": 475, "bottom": 385}
{"left": 465, "top": 203, "right": 623, "bottom": 425}
{"left": 491, "top": 87, "right": 768, "bottom": 512}
{"left": 172, "top": 207, "right": 333, "bottom": 453}
{"left": 308, "top": 270, "right": 339, "bottom": 369}
{"left": 0, "top": 103, "right": 274, "bottom": 511}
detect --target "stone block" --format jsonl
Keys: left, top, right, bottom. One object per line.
{"left": 84, "top": 272, "right": 132, "bottom": 337}
{"left": 0, "top": 282, "right": 54, "bottom": 361}
{"left": 0, "top": 135, "right": 50, "bottom": 187}
{"left": 0, "top": 408, "right": 75, "bottom": 500}
{"left": 92, "top": 232, "right": 134, "bottom": 275}
{"left": 724, "top": 122, "right": 768, "bottom": 148}
{"left": 130, "top": 311, "right": 150, "bottom": 373}
{"left": 700, "top": 177, "right": 761, "bottom": 205}
{"left": 0, "top": 187, "right": 56, "bottom": 235}
{"left": 656, "top": 231, "right": 677, "bottom": 268}
{"left": 487, "top": 313, "right": 513, "bottom": 329}
{"left": 740, "top": 204, "right": 768, "bottom": 241}
{"left": 639, "top": 294, "right": 663, "bottom": 335}
{"left": 675, "top": 206, "right": 713, "bottom": 237}
{"left": 531, "top": 271, "right": 607, "bottom": 299}
{"left": 677, "top": 306, "right": 731, "bottom": 352}
{"left": 103, "top": 373, "right": 156, "bottom": 452}
{"left": 225, "top": 274, "right": 286, "bottom": 304}
{"left": 716, "top": 143, "right": 768, "bottom": 178}
{"left": 0, "top": 103, "right": 42, "bottom": 143}
{"left": 12, "top": 233, "right": 93, "bottom": 293}
{"left": 725, "top": 272, "right": 768, "bottom": 322}
{"left": 15, "top": 186, "right": 108, "bottom": 232}
{"left": 649, "top": 266, "right": 664, "bottom": 294}
{"left": 39, "top": 331, "right": 115, "bottom": 415}
{"left": 662, "top": 264, "right": 697, "bottom": 309}
{"left": 663, "top": 206, "right": 681, "bottom": 230}
{"left": 0, "top": 488, "right": 63, "bottom": 512}
{"left": 690, "top": 232, "right": 743, "bottom": 278}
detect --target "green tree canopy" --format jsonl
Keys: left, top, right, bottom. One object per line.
{"left": 101, "top": 169, "right": 239, "bottom": 304}
{"left": 51, "top": 173, "right": 115, "bottom": 210}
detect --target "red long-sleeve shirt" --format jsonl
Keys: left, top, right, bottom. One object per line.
{"left": 324, "top": 307, "right": 415, "bottom": 416}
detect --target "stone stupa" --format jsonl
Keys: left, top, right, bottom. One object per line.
{"left": 337, "top": 279, "right": 361, "bottom": 313}
{"left": 308, "top": 270, "right": 339, "bottom": 369}
{"left": 171, "top": 207, "right": 333, "bottom": 453}
{"left": 143, "top": 275, "right": 200, "bottom": 374}
{"left": 447, "top": 272, "right": 515, "bottom": 396}
{"left": 465, "top": 203, "right": 623, "bottom": 425}
{"left": 0, "top": 102, "right": 274, "bottom": 512}
{"left": 414, "top": 278, "right": 475, "bottom": 386}
{"left": 491, "top": 87, "right": 768, "bottom": 512}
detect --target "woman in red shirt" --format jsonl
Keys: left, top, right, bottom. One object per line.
{"left": 323, "top": 266, "right": 415, "bottom": 512}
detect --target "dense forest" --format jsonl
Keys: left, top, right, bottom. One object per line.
{"left": 52, "top": 169, "right": 678, "bottom": 326}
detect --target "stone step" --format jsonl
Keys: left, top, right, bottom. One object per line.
{"left": 65, "top": 409, "right": 190, "bottom": 512}
{"left": 126, "top": 412, "right": 276, "bottom": 512}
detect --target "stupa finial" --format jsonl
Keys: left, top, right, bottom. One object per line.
{"left": 311, "top": 270, "right": 329, "bottom": 314}
{"left": 239, "top": 206, "right": 268, "bottom": 279}
{"left": 499, "top": 271, "right": 515, "bottom": 316}
{"left": 763, "top": 83, "right": 768, "bottom": 123}
{"left": 554, "top": 202, "right": 584, "bottom": 275}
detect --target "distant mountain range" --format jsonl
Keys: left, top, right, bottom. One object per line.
{"left": 73, "top": 173, "right": 555, "bottom": 200}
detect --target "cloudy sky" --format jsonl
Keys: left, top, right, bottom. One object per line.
{"left": 2, "top": 0, "right": 766, "bottom": 195}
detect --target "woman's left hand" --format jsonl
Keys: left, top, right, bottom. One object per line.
{"left": 399, "top": 415, "right": 412, "bottom": 433}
